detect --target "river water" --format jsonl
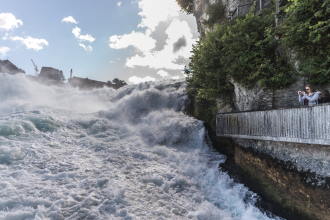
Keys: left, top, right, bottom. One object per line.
{"left": 0, "top": 73, "right": 282, "bottom": 220}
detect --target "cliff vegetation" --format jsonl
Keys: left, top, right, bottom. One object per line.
{"left": 279, "top": 0, "right": 330, "bottom": 84}
{"left": 183, "top": 0, "right": 329, "bottom": 126}
{"left": 176, "top": 0, "right": 194, "bottom": 14}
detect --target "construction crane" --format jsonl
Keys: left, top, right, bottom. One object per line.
{"left": 31, "top": 59, "right": 39, "bottom": 74}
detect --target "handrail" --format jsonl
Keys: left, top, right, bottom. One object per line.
{"left": 216, "top": 104, "right": 330, "bottom": 145}
{"left": 217, "top": 103, "right": 330, "bottom": 115}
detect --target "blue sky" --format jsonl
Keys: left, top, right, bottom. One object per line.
{"left": 0, "top": 0, "right": 198, "bottom": 83}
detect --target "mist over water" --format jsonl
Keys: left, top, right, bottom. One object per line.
{"left": 0, "top": 73, "right": 281, "bottom": 220}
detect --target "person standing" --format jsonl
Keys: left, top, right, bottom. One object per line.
{"left": 298, "top": 85, "right": 321, "bottom": 106}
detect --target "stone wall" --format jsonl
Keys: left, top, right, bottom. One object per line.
{"left": 233, "top": 139, "right": 330, "bottom": 178}
{"left": 273, "top": 78, "right": 305, "bottom": 108}
{"left": 231, "top": 143, "right": 330, "bottom": 220}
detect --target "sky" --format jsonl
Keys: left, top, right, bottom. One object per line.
{"left": 0, "top": 0, "right": 199, "bottom": 84}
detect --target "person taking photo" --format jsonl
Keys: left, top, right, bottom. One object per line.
{"left": 298, "top": 85, "right": 321, "bottom": 106}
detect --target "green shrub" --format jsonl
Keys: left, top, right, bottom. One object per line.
{"left": 279, "top": 0, "right": 330, "bottom": 84}
{"left": 176, "top": 0, "right": 194, "bottom": 14}
{"left": 187, "top": 10, "right": 295, "bottom": 102}
{"left": 204, "top": 1, "right": 226, "bottom": 26}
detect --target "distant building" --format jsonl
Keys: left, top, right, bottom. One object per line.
{"left": 0, "top": 59, "right": 127, "bottom": 90}
{"left": 0, "top": 59, "right": 25, "bottom": 75}
{"left": 39, "top": 67, "right": 65, "bottom": 83}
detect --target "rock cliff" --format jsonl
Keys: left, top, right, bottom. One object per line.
{"left": 193, "top": 0, "right": 256, "bottom": 36}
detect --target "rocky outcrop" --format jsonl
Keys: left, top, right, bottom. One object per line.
{"left": 229, "top": 78, "right": 272, "bottom": 111}
{"left": 192, "top": 0, "right": 272, "bottom": 36}
{"left": 192, "top": 0, "right": 211, "bottom": 35}
{"left": 0, "top": 60, "right": 25, "bottom": 75}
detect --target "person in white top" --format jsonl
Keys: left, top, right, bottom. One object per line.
{"left": 298, "top": 85, "right": 321, "bottom": 106}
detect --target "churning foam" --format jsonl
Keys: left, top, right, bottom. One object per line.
{"left": 0, "top": 73, "right": 282, "bottom": 220}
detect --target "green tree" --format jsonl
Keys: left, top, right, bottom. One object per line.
{"left": 280, "top": 0, "right": 330, "bottom": 84}
{"left": 188, "top": 10, "right": 295, "bottom": 103}
{"left": 176, "top": 0, "right": 194, "bottom": 14}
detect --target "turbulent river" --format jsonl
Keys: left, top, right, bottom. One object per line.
{"left": 0, "top": 73, "right": 281, "bottom": 220}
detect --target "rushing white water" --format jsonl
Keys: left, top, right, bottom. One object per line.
{"left": 0, "top": 73, "right": 281, "bottom": 220}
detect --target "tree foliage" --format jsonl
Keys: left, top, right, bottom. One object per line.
{"left": 204, "top": 1, "right": 226, "bottom": 27}
{"left": 176, "top": 0, "right": 194, "bottom": 14}
{"left": 279, "top": 0, "right": 330, "bottom": 84}
{"left": 187, "top": 10, "right": 295, "bottom": 102}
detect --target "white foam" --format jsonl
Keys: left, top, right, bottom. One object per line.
{"left": 0, "top": 74, "right": 282, "bottom": 219}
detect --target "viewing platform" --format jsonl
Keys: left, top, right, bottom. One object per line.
{"left": 216, "top": 104, "right": 330, "bottom": 145}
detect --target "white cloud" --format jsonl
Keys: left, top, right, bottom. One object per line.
{"left": 117, "top": 1, "right": 122, "bottom": 7}
{"left": 72, "top": 27, "right": 95, "bottom": 42}
{"left": 10, "top": 36, "right": 48, "bottom": 51}
{"left": 137, "top": 0, "right": 179, "bottom": 31}
{"left": 1, "top": 33, "right": 9, "bottom": 40}
{"left": 125, "top": 19, "right": 196, "bottom": 69}
{"left": 109, "top": 31, "right": 156, "bottom": 53}
{"left": 108, "top": 0, "right": 197, "bottom": 73}
{"left": 128, "top": 75, "right": 156, "bottom": 84}
{"left": 0, "top": 46, "right": 10, "bottom": 57}
{"left": 0, "top": 13, "right": 23, "bottom": 30}
{"left": 62, "top": 16, "right": 78, "bottom": 24}
{"left": 79, "top": 43, "right": 93, "bottom": 52}
{"left": 61, "top": 17, "right": 95, "bottom": 52}
{"left": 156, "top": 69, "right": 169, "bottom": 78}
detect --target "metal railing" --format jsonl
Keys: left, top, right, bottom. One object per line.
{"left": 229, "top": 0, "right": 273, "bottom": 20}
{"left": 216, "top": 104, "right": 330, "bottom": 145}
